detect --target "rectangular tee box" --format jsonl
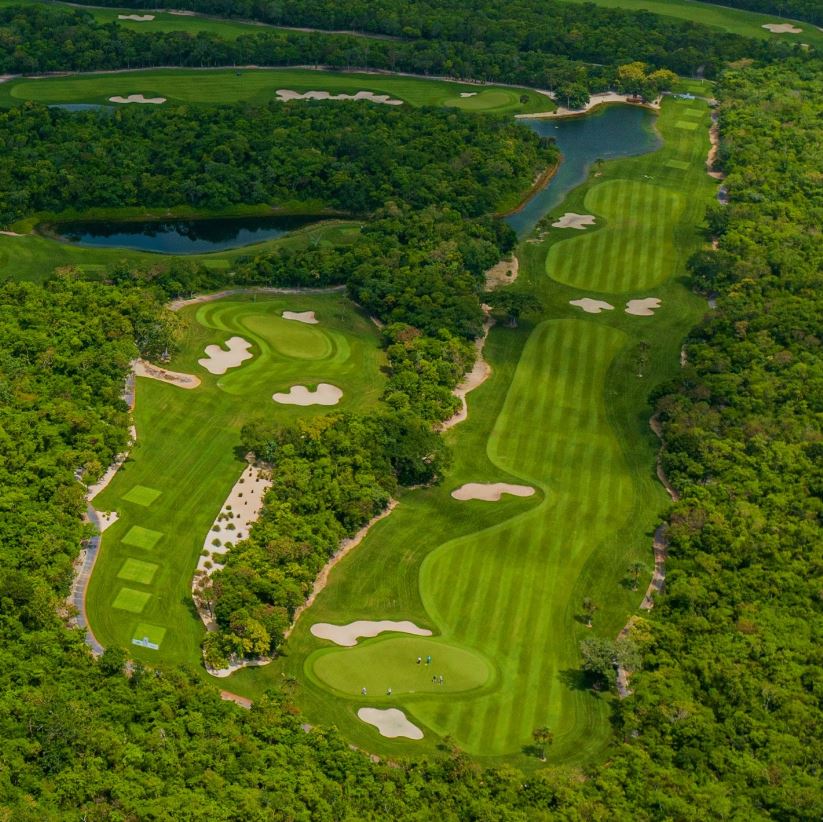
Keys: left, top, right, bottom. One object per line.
{"left": 122, "top": 525, "right": 163, "bottom": 550}
{"left": 122, "top": 485, "right": 162, "bottom": 506}
{"left": 675, "top": 120, "right": 699, "bottom": 130}
{"left": 118, "top": 557, "right": 159, "bottom": 585}
{"left": 132, "top": 622, "right": 166, "bottom": 649}
{"left": 112, "top": 587, "right": 151, "bottom": 614}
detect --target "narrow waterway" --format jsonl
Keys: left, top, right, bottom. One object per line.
{"left": 507, "top": 105, "right": 661, "bottom": 236}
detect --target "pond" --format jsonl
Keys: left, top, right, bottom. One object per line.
{"left": 49, "top": 214, "right": 328, "bottom": 254}
{"left": 507, "top": 105, "right": 661, "bottom": 236}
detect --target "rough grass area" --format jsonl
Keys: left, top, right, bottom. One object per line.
{"left": 226, "top": 97, "right": 715, "bottom": 766}
{"left": 0, "top": 67, "right": 553, "bottom": 115}
{"left": 85, "top": 294, "right": 385, "bottom": 665}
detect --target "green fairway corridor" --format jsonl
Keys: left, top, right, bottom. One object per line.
{"left": 227, "top": 96, "right": 715, "bottom": 765}
{"left": 86, "top": 293, "right": 385, "bottom": 664}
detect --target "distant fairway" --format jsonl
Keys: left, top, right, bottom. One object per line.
{"left": 557, "top": 0, "right": 822, "bottom": 49}
{"left": 226, "top": 97, "right": 714, "bottom": 765}
{"left": 0, "top": 67, "right": 552, "bottom": 115}
{"left": 86, "top": 294, "right": 385, "bottom": 662}
{"left": 546, "top": 179, "right": 683, "bottom": 292}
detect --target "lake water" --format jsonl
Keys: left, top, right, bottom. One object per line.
{"left": 507, "top": 105, "right": 661, "bottom": 236}
{"left": 51, "top": 214, "right": 327, "bottom": 254}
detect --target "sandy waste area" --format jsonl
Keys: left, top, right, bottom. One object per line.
{"left": 109, "top": 94, "right": 166, "bottom": 104}
{"left": 569, "top": 298, "right": 614, "bottom": 314}
{"left": 282, "top": 310, "right": 318, "bottom": 324}
{"left": 311, "top": 620, "right": 432, "bottom": 647}
{"left": 552, "top": 212, "right": 596, "bottom": 230}
{"left": 199, "top": 336, "right": 253, "bottom": 374}
{"left": 762, "top": 23, "right": 802, "bottom": 33}
{"left": 625, "top": 298, "right": 661, "bottom": 316}
{"left": 451, "top": 482, "right": 535, "bottom": 501}
{"left": 276, "top": 89, "right": 403, "bottom": 105}
{"left": 273, "top": 383, "right": 342, "bottom": 405}
{"left": 358, "top": 708, "right": 424, "bottom": 739}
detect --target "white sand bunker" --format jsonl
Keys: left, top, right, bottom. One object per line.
{"left": 98, "top": 511, "right": 119, "bottom": 532}
{"left": 273, "top": 383, "right": 342, "bottom": 406}
{"left": 358, "top": 708, "right": 423, "bottom": 740}
{"left": 552, "top": 213, "right": 596, "bottom": 230}
{"left": 118, "top": 14, "right": 155, "bottom": 21}
{"left": 451, "top": 482, "right": 535, "bottom": 502}
{"left": 276, "top": 89, "right": 403, "bottom": 106}
{"left": 762, "top": 23, "right": 802, "bottom": 33}
{"left": 459, "top": 92, "right": 477, "bottom": 98}
{"left": 109, "top": 94, "right": 166, "bottom": 105}
{"left": 282, "top": 310, "right": 318, "bottom": 324}
{"left": 626, "top": 298, "right": 662, "bottom": 316}
{"left": 199, "top": 336, "right": 253, "bottom": 374}
{"left": 133, "top": 359, "right": 200, "bottom": 389}
{"left": 570, "top": 298, "right": 615, "bottom": 314}
{"left": 311, "top": 620, "right": 432, "bottom": 647}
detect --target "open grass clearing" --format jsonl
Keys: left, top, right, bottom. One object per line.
{"left": 112, "top": 587, "right": 151, "bottom": 613}
{"left": 86, "top": 293, "right": 385, "bottom": 665}
{"left": 121, "top": 485, "right": 162, "bottom": 506}
{"left": 224, "top": 97, "right": 714, "bottom": 766}
{"left": 0, "top": 67, "right": 553, "bottom": 114}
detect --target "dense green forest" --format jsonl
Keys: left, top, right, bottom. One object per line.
{"left": 0, "top": 102, "right": 553, "bottom": 225}
{"left": 0, "top": 0, "right": 820, "bottom": 813}
{"left": 0, "top": 3, "right": 784, "bottom": 86}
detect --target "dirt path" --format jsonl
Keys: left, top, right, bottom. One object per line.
{"left": 440, "top": 316, "right": 494, "bottom": 431}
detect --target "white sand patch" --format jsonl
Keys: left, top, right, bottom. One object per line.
{"left": 285, "top": 500, "right": 398, "bottom": 639}
{"left": 169, "top": 10, "right": 196, "bottom": 15}
{"left": 0, "top": 230, "right": 22, "bottom": 237}
{"left": 273, "top": 383, "right": 342, "bottom": 406}
{"left": 109, "top": 94, "right": 166, "bottom": 104}
{"left": 282, "top": 310, "right": 318, "bottom": 324}
{"left": 195, "top": 463, "right": 273, "bottom": 631}
{"left": 440, "top": 314, "right": 493, "bottom": 431}
{"left": 276, "top": 89, "right": 404, "bottom": 105}
{"left": 358, "top": 708, "right": 423, "bottom": 740}
{"left": 118, "top": 14, "right": 155, "bottom": 21}
{"left": 199, "top": 336, "right": 253, "bottom": 375}
{"left": 209, "top": 656, "right": 271, "bottom": 678}
{"left": 516, "top": 90, "right": 661, "bottom": 120}
{"left": 569, "top": 298, "right": 615, "bottom": 314}
{"left": 459, "top": 92, "right": 477, "bottom": 98}
{"left": 625, "top": 298, "right": 662, "bottom": 316}
{"left": 484, "top": 255, "right": 519, "bottom": 290}
{"left": 762, "top": 22, "right": 802, "bottom": 33}
{"left": 552, "top": 212, "right": 596, "bottom": 230}
{"left": 133, "top": 359, "right": 201, "bottom": 389}
{"left": 451, "top": 482, "right": 535, "bottom": 502}
{"left": 97, "top": 511, "right": 119, "bottom": 532}
{"left": 311, "top": 620, "right": 432, "bottom": 647}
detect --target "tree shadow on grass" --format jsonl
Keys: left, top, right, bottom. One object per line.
{"left": 558, "top": 668, "right": 601, "bottom": 698}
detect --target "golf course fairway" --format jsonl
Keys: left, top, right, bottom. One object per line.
{"left": 225, "top": 96, "right": 715, "bottom": 764}
{"left": 85, "top": 293, "right": 385, "bottom": 663}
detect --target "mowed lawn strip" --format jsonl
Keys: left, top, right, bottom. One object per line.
{"left": 237, "top": 97, "right": 714, "bottom": 765}
{"left": 86, "top": 294, "right": 385, "bottom": 665}
{"left": 0, "top": 68, "right": 552, "bottom": 114}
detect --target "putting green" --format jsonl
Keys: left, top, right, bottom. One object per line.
{"left": 675, "top": 120, "right": 699, "bottom": 130}
{"left": 112, "top": 587, "right": 151, "bottom": 613}
{"left": 121, "top": 485, "right": 162, "bottom": 506}
{"left": 309, "top": 637, "right": 493, "bottom": 697}
{"left": 86, "top": 294, "right": 384, "bottom": 664}
{"left": 546, "top": 179, "right": 683, "bottom": 292}
{"left": 121, "top": 525, "right": 163, "bottom": 550}
{"left": 117, "top": 558, "right": 159, "bottom": 585}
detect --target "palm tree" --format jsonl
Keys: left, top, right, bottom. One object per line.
{"left": 532, "top": 726, "right": 554, "bottom": 761}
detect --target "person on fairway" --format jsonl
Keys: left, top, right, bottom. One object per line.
{"left": 417, "top": 656, "right": 422, "bottom": 665}
{"left": 426, "top": 655, "right": 432, "bottom": 665}
{"left": 439, "top": 675, "right": 444, "bottom": 685}
{"left": 386, "top": 687, "right": 392, "bottom": 696}
{"left": 361, "top": 687, "right": 367, "bottom": 695}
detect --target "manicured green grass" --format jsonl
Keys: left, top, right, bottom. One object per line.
{"left": 121, "top": 525, "right": 163, "bottom": 550}
{"left": 0, "top": 67, "right": 552, "bottom": 114}
{"left": 546, "top": 179, "right": 683, "bottom": 292}
{"left": 121, "top": 485, "right": 162, "bottom": 506}
{"left": 557, "top": 0, "right": 823, "bottom": 49}
{"left": 133, "top": 623, "right": 166, "bottom": 647}
{"left": 86, "top": 294, "right": 385, "bottom": 665}
{"left": 227, "top": 97, "right": 714, "bottom": 765}
{"left": 309, "top": 637, "right": 493, "bottom": 697}
{"left": 117, "top": 558, "right": 159, "bottom": 585}
{"left": 112, "top": 587, "right": 151, "bottom": 613}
